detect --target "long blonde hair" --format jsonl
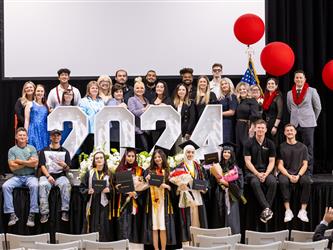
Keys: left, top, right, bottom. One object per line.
{"left": 235, "top": 82, "right": 250, "bottom": 102}
{"left": 97, "top": 75, "right": 112, "bottom": 96}
{"left": 219, "top": 77, "right": 235, "bottom": 100}
{"left": 195, "top": 75, "right": 210, "bottom": 105}
{"left": 20, "top": 81, "right": 36, "bottom": 107}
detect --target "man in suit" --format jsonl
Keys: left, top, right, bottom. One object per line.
{"left": 287, "top": 70, "right": 321, "bottom": 174}
{"left": 313, "top": 207, "right": 333, "bottom": 249}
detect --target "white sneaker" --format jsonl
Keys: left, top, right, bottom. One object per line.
{"left": 297, "top": 209, "right": 309, "bottom": 222}
{"left": 284, "top": 209, "right": 294, "bottom": 222}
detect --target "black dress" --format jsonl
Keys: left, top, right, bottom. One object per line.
{"left": 80, "top": 170, "right": 114, "bottom": 242}
{"left": 235, "top": 98, "right": 261, "bottom": 168}
{"left": 218, "top": 94, "right": 238, "bottom": 143}
{"left": 14, "top": 98, "right": 25, "bottom": 128}
{"left": 263, "top": 94, "right": 283, "bottom": 145}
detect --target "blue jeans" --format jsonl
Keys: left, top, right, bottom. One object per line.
{"left": 39, "top": 176, "right": 71, "bottom": 215}
{"left": 2, "top": 175, "right": 39, "bottom": 214}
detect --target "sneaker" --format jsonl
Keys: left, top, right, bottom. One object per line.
{"left": 40, "top": 214, "right": 49, "bottom": 224}
{"left": 61, "top": 211, "right": 69, "bottom": 222}
{"left": 260, "top": 208, "right": 273, "bottom": 223}
{"left": 284, "top": 209, "right": 294, "bottom": 223}
{"left": 297, "top": 209, "right": 309, "bottom": 222}
{"left": 8, "top": 213, "right": 19, "bottom": 226}
{"left": 26, "top": 213, "right": 35, "bottom": 227}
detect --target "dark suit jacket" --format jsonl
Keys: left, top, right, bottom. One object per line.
{"left": 313, "top": 222, "right": 333, "bottom": 249}
{"left": 173, "top": 102, "right": 195, "bottom": 137}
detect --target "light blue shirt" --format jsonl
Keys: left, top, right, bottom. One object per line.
{"left": 79, "top": 96, "right": 104, "bottom": 134}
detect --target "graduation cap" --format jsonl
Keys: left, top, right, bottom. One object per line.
{"left": 178, "top": 140, "right": 200, "bottom": 150}
{"left": 219, "top": 142, "right": 237, "bottom": 152}
{"left": 154, "top": 145, "right": 170, "bottom": 156}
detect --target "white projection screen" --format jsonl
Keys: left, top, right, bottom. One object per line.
{"left": 3, "top": 0, "right": 265, "bottom": 77}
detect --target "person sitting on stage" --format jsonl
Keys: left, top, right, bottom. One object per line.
{"left": 313, "top": 207, "right": 333, "bottom": 249}
{"left": 2, "top": 127, "right": 39, "bottom": 227}
{"left": 144, "top": 147, "right": 176, "bottom": 250}
{"left": 80, "top": 151, "right": 113, "bottom": 242}
{"left": 244, "top": 119, "right": 277, "bottom": 223}
{"left": 39, "top": 129, "right": 71, "bottom": 223}
{"left": 169, "top": 140, "right": 208, "bottom": 242}
{"left": 278, "top": 123, "right": 311, "bottom": 223}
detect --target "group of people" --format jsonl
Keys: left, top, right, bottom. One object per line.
{"left": 5, "top": 64, "right": 327, "bottom": 249}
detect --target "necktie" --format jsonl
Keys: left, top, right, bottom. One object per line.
{"left": 296, "top": 89, "right": 301, "bottom": 98}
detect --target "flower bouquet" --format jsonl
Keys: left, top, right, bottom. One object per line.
{"left": 169, "top": 169, "right": 196, "bottom": 208}
{"left": 210, "top": 163, "right": 247, "bottom": 204}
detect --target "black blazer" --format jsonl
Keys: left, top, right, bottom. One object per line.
{"left": 313, "top": 223, "right": 332, "bottom": 249}
{"left": 173, "top": 101, "right": 196, "bottom": 137}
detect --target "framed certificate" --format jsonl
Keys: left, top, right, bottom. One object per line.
{"left": 204, "top": 152, "right": 219, "bottom": 165}
{"left": 92, "top": 180, "right": 107, "bottom": 193}
{"left": 192, "top": 179, "right": 207, "bottom": 191}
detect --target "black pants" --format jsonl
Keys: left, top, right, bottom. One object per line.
{"left": 246, "top": 173, "right": 277, "bottom": 209}
{"left": 278, "top": 174, "right": 312, "bottom": 204}
{"left": 297, "top": 127, "right": 315, "bottom": 174}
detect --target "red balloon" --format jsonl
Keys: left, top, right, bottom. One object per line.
{"left": 322, "top": 60, "right": 333, "bottom": 90}
{"left": 260, "top": 42, "right": 295, "bottom": 76}
{"left": 234, "top": 14, "right": 265, "bottom": 45}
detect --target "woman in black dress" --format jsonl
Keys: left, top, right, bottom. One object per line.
{"left": 80, "top": 151, "right": 114, "bottom": 241}
{"left": 235, "top": 82, "right": 261, "bottom": 168}
{"left": 14, "top": 81, "right": 36, "bottom": 129}
{"left": 262, "top": 78, "right": 283, "bottom": 146}
{"left": 194, "top": 75, "right": 217, "bottom": 122}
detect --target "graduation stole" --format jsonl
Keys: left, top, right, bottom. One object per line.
{"left": 150, "top": 168, "right": 165, "bottom": 214}
{"left": 183, "top": 161, "right": 204, "bottom": 180}
{"left": 292, "top": 83, "right": 309, "bottom": 105}
{"left": 262, "top": 90, "right": 279, "bottom": 111}
{"left": 132, "top": 166, "right": 143, "bottom": 215}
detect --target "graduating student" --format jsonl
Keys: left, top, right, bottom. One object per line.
{"left": 169, "top": 140, "right": 208, "bottom": 242}
{"left": 278, "top": 124, "right": 311, "bottom": 223}
{"left": 209, "top": 142, "right": 245, "bottom": 234}
{"left": 143, "top": 147, "right": 176, "bottom": 250}
{"left": 115, "top": 147, "right": 148, "bottom": 243}
{"left": 80, "top": 151, "right": 113, "bottom": 241}
{"left": 244, "top": 119, "right": 277, "bottom": 223}
{"left": 15, "top": 81, "right": 36, "bottom": 129}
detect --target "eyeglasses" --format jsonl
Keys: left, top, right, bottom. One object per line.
{"left": 213, "top": 69, "right": 222, "bottom": 73}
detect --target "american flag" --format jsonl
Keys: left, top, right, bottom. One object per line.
{"left": 241, "top": 57, "right": 260, "bottom": 86}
